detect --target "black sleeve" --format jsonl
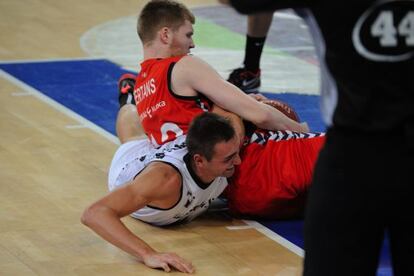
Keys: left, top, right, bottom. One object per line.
{"left": 228, "top": 0, "right": 307, "bottom": 14}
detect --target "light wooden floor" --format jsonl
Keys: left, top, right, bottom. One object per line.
{"left": 0, "top": 1, "right": 302, "bottom": 275}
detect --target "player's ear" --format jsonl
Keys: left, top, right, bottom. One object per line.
{"left": 193, "top": 153, "right": 206, "bottom": 168}
{"left": 159, "top": 27, "right": 171, "bottom": 44}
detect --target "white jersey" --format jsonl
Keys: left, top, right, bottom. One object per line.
{"left": 108, "top": 135, "right": 228, "bottom": 226}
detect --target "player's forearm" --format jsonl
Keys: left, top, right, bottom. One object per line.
{"left": 272, "top": 114, "right": 309, "bottom": 132}
{"left": 259, "top": 104, "right": 309, "bottom": 132}
{"left": 211, "top": 84, "right": 304, "bottom": 132}
{"left": 81, "top": 205, "right": 155, "bottom": 261}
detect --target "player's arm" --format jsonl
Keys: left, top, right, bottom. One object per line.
{"left": 81, "top": 163, "right": 194, "bottom": 274}
{"left": 211, "top": 104, "right": 245, "bottom": 145}
{"left": 173, "top": 56, "right": 308, "bottom": 132}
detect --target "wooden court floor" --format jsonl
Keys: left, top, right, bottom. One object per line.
{"left": 0, "top": 1, "right": 302, "bottom": 275}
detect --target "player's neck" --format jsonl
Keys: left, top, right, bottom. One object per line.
{"left": 195, "top": 169, "right": 215, "bottom": 185}
{"left": 188, "top": 158, "right": 215, "bottom": 187}
{"left": 143, "top": 44, "right": 173, "bottom": 60}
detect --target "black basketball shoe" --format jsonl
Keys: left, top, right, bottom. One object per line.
{"left": 227, "top": 67, "right": 261, "bottom": 93}
{"left": 118, "top": 73, "right": 136, "bottom": 107}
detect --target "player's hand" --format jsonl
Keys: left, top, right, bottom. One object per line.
{"left": 300, "top": 122, "right": 310, "bottom": 132}
{"left": 143, "top": 251, "right": 195, "bottom": 273}
{"left": 248, "top": 93, "right": 268, "bottom": 101}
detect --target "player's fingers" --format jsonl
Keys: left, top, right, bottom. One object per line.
{"left": 169, "top": 253, "right": 194, "bottom": 273}
{"left": 165, "top": 254, "right": 194, "bottom": 274}
{"left": 161, "top": 262, "right": 171, "bottom": 273}
{"left": 168, "top": 260, "right": 189, "bottom": 273}
{"left": 249, "top": 93, "right": 266, "bottom": 101}
{"left": 255, "top": 93, "right": 268, "bottom": 101}
{"left": 169, "top": 258, "right": 194, "bottom": 274}
{"left": 301, "top": 122, "right": 309, "bottom": 132}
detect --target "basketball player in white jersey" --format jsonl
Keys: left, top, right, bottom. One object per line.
{"left": 81, "top": 104, "right": 241, "bottom": 273}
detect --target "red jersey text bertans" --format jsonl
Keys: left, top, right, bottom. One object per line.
{"left": 134, "top": 56, "right": 212, "bottom": 147}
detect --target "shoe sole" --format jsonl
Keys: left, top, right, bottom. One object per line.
{"left": 118, "top": 73, "right": 136, "bottom": 91}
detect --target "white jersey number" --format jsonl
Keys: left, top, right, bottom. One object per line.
{"left": 151, "top": 122, "right": 184, "bottom": 147}
{"left": 371, "top": 11, "right": 414, "bottom": 47}
{"left": 160, "top": 122, "right": 184, "bottom": 143}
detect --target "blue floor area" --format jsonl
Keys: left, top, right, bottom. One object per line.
{"left": 0, "top": 59, "right": 392, "bottom": 275}
{"left": 1, "top": 60, "right": 124, "bottom": 135}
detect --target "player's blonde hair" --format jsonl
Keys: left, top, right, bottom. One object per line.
{"left": 137, "top": 0, "right": 195, "bottom": 44}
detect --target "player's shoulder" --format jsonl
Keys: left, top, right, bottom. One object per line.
{"left": 176, "top": 54, "right": 209, "bottom": 68}
{"left": 152, "top": 162, "right": 182, "bottom": 197}
{"left": 135, "top": 161, "right": 182, "bottom": 200}
{"left": 147, "top": 161, "right": 181, "bottom": 182}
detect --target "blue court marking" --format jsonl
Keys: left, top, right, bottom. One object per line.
{"left": 0, "top": 59, "right": 391, "bottom": 275}
{"left": 1, "top": 59, "right": 123, "bottom": 135}
{"left": 0, "top": 59, "right": 324, "bottom": 135}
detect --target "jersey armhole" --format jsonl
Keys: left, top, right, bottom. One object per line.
{"left": 167, "top": 62, "right": 201, "bottom": 101}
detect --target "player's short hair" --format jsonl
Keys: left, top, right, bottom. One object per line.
{"left": 137, "top": 0, "right": 195, "bottom": 44}
{"left": 186, "top": 112, "right": 235, "bottom": 161}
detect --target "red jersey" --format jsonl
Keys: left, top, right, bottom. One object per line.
{"left": 225, "top": 130, "right": 325, "bottom": 219}
{"left": 134, "top": 56, "right": 212, "bottom": 147}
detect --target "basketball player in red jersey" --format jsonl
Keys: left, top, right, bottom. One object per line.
{"left": 116, "top": 0, "right": 324, "bottom": 220}
{"left": 122, "top": 0, "right": 308, "bottom": 147}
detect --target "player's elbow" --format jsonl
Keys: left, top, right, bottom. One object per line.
{"left": 81, "top": 204, "right": 100, "bottom": 227}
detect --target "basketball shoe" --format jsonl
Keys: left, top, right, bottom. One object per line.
{"left": 227, "top": 67, "right": 261, "bottom": 93}
{"left": 118, "top": 73, "right": 136, "bottom": 107}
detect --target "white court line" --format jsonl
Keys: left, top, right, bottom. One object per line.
{"left": 226, "top": 225, "right": 254, "bottom": 230}
{"left": 243, "top": 220, "right": 304, "bottom": 257}
{"left": 1, "top": 65, "right": 304, "bottom": 258}
{"left": 227, "top": 221, "right": 304, "bottom": 257}
{"left": 65, "top": 124, "right": 88, "bottom": 129}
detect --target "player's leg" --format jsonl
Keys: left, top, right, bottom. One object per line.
{"left": 388, "top": 195, "right": 414, "bottom": 275}
{"left": 116, "top": 74, "right": 143, "bottom": 144}
{"left": 228, "top": 12, "right": 273, "bottom": 93}
{"left": 116, "top": 104, "right": 143, "bottom": 144}
{"left": 389, "top": 217, "right": 414, "bottom": 275}
{"left": 387, "top": 145, "right": 414, "bottom": 275}
{"left": 108, "top": 74, "right": 151, "bottom": 191}
{"left": 247, "top": 11, "right": 273, "bottom": 38}
{"left": 245, "top": 11, "right": 273, "bottom": 71}
{"left": 304, "top": 129, "right": 385, "bottom": 276}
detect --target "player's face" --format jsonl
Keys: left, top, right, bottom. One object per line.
{"left": 206, "top": 136, "right": 241, "bottom": 178}
{"left": 170, "top": 20, "right": 195, "bottom": 55}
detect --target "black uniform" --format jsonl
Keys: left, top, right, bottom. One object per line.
{"left": 229, "top": 1, "right": 414, "bottom": 275}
